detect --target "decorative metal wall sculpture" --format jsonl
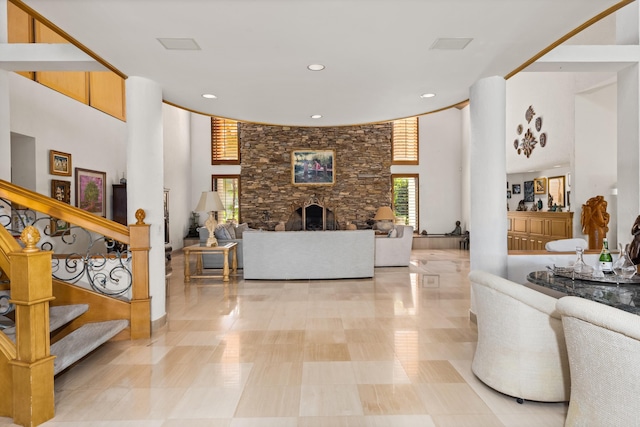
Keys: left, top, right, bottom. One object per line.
{"left": 514, "top": 105, "right": 547, "bottom": 158}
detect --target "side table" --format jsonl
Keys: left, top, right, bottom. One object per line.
{"left": 183, "top": 242, "right": 238, "bottom": 282}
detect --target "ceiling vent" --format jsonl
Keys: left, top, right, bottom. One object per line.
{"left": 430, "top": 38, "right": 473, "bottom": 50}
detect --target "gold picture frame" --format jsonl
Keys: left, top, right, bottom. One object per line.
{"left": 291, "top": 150, "right": 335, "bottom": 186}
{"left": 534, "top": 177, "right": 547, "bottom": 195}
{"left": 49, "top": 150, "right": 72, "bottom": 176}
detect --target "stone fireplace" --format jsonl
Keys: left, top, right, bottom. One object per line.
{"left": 239, "top": 123, "right": 393, "bottom": 230}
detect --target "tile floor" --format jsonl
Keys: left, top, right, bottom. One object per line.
{"left": 1, "top": 249, "right": 568, "bottom": 426}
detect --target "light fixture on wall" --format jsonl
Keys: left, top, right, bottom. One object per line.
{"left": 195, "top": 191, "right": 225, "bottom": 247}
{"left": 373, "top": 206, "right": 395, "bottom": 232}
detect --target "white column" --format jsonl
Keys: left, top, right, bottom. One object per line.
{"left": 0, "top": 0, "right": 11, "bottom": 181}
{"left": 125, "top": 76, "right": 166, "bottom": 324}
{"left": 469, "top": 76, "right": 508, "bottom": 277}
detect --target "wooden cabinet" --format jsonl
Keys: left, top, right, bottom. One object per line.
{"left": 112, "top": 184, "right": 127, "bottom": 225}
{"left": 508, "top": 211, "right": 573, "bottom": 251}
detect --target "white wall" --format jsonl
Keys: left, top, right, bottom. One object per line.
{"left": 162, "top": 104, "right": 192, "bottom": 248}
{"left": 9, "top": 73, "right": 127, "bottom": 214}
{"left": 506, "top": 72, "right": 576, "bottom": 175}
{"left": 575, "top": 82, "right": 618, "bottom": 247}
{"left": 412, "top": 108, "right": 463, "bottom": 234}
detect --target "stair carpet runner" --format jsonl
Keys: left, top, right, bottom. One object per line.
{"left": 0, "top": 300, "right": 128, "bottom": 375}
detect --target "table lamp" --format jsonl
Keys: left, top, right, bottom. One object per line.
{"left": 373, "top": 206, "right": 395, "bottom": 232}
{"left": 195, "top": 191, "right": 225, "bottom": 247}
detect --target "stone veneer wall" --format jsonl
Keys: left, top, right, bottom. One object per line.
{"left": 240, "top": 123, "right": 392, "bottom": 229}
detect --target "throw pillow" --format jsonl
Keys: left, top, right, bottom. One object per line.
{"left": 214, "top": 224, "right": 232, "bottom": 240}
{"left": 224, "top": 222, "right": 236, "bottom": 239}
{"left": 235, "top": 223, "right": 249, "bottom": 238}
{"left": 388, "top": 228, "right": 398, "bottom": 238}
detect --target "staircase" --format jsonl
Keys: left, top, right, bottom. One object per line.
{"left": 0, "top": 179, "right": 152, "bottom": 426}
{"left": 2, "top": 302, "right": 129, "bottom": 375}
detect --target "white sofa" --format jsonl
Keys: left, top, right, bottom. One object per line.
{"left": 470, "top": 270, "right": 571, "bottom": 403}
{"left": 242, "top": 229, "right": 374, "bottom": 280}
{"left": 374, "top": 225, "right": 413, "bottom": 267}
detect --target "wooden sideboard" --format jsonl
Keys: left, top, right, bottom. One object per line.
{"left": 508, "top": 211, "right": 573, "bottom": 250}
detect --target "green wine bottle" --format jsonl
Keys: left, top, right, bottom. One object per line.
{"left": 599, "top": 238, "right": 613, "bottom": 273}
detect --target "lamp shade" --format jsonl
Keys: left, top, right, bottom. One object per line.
{"left": 373, "top": 206, "right": 395, "bottom": 221}
{"left": 195, "top": 191, "right": 225, "bottom": 212}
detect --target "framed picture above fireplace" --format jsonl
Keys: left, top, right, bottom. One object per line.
{"left": 291, "top": 150, "right": 335, "bottom": 185}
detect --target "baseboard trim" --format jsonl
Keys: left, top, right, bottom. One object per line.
{"left": 151, "top": 313, "right": 167, "bottom": 332}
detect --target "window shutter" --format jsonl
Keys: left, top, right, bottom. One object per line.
{"left": 392, "top": 117, "right": 419, "bottom": 165}
{"left": 211, "top": 117, "right": 240, "bottom": 164}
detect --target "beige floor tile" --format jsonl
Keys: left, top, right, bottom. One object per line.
{"left": 431, "top": 414, "right": 507, "bottom": 427}
{"left": 263, "top": 330, "right": 306, "bottom": 345}
{"left": 162, "top": 420, "right": 231, "bottom": 427}
{"left": 347, "top": 343, "right": 396, "bottom": 361}
{"left": 299, "top": 384, "right": 364, "bottom": 416}
{"left": 254, "top": 344, "right": 306, "bottom": 364}
{"left": 297, "top": 416, "right": 369, "bottom": 427}
{"left": 351, "top": 360, "right": 411, "bottom": 384}
{"left": 357, "top": 384, "right": 426, "bottom": 415}
{"left": 344, "top": 329, "right": 394, "bottom": 344}
{"left": 230, "top": 418, "right": 298, "bottom": 427}
{"left": 364, "top": 415, "right": 437, "bottom": 427}
{"left": 414, "top": 383, "right": 493, "bottom": 415}
{"left": 234, "top": 385, "right": 301, "bottom": 417}
{"left": 191, "top": 362, "right": 253, "bottom": 388}
{"left": 244, "top": 361, "right": 302, "bottom": 386}
{"left": 304, "top": 343, "right": 351, "bottom": 361}
{"left": 304, "top": 329, "right": 347, "bottom": 344}
{"left": 302, "top": 361, "right": 357, "bottom": 384}
{"left": 405, "top": 360, "right": 466, "bottom": 383}
{"left": 170, "top": 386, "right": 244, "bottom": 418}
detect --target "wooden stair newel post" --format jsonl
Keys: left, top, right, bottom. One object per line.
{"left": 128, "top": 209, "right": 151, "bottom": 339}
{"left": 9, "top": 226, "right": 55, "bottom": 427}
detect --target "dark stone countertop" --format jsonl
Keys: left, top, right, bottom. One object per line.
{"left": 527, "top": 271, "right": 640, "bottom": 315}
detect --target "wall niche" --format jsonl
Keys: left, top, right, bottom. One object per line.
{"left": 240, "top": 123, "right": 392, "bottom": 229}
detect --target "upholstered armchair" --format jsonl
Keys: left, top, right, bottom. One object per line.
{"left": 469, "top": 270, "right": 570, "bottom": 403}
{"left": 374, "top": 225, "right": 413, "bottom": 267}
{"left": 557, "top": 296, "right": 640, "bottom": 427}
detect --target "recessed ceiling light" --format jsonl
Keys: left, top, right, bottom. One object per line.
{"left": 420, "top": 93, "right": 436, "bottom": 98}
{"left": 307, "top": 64, "right": 325, "bottom": 71}
{"left": 157, "top": 38, "right": 201, "bottom": 50}
{"left": 202, "top": 93, "right": 217, "bottom": 99}
{"left": 553, "top": 165, "right": 562, "bottom": 168}
{"left": 311, "top": 114, "right": 322, "bottom": 119}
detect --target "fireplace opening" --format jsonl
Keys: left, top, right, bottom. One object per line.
{"left": 285, "top": 198, "right": 337, "bottom": 231}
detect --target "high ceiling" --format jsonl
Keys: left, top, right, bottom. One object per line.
{"left": 18, "top": 0, "right": 628, "bottom": 127}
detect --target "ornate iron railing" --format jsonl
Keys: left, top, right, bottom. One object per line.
{"left": 0, "top": 198, "right": 132, "bottom": 297}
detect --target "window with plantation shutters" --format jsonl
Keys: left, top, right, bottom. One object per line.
{"left": 392, "top": 174, "right": 419, "bottom": 231}
{"left": 212, "top": 175, "right": 241, "bottom": 223}
{"left": 392, "top": 117, "right": 419, "bottom": 165}
{"left": 211, "top": 117, "right": 240, "bottom": 164}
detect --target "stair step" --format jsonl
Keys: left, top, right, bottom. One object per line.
{"left": 50, "top": 304, "right": 89, "bottom": 332}
{"left": 51, "top": 319, "right": 129, "bottom": 375}
{"left": 0, "top": 304, "right": 91, "bottom": 344}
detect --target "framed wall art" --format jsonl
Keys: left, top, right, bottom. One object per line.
{"left": 534, "top": 177, "right": 547, "bottom": 195}
{"left": 75, "top": 168, "right": 106, "bottom": 216}
{"left": 51, "top": 179, "right": 71, "bottom": 204}
{"left": 291, "top": 150, "right": 335, "bottom": 185}
{"left": 50, "top": 179, "right": 71, "bottom": 236}
{"left": 512, "top": 184, "right": 521, "bottom": 194}
{"left": 524, "top": 180, "right": 534, "bottom": 202}
{"left": 49, "top": 150, "right": 72, "bottom": 176}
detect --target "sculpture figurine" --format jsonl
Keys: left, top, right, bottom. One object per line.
{"left": 517, "top": 200, "right": 527, "bottom": 211}
{"left": 581, "top": 195, "right": 610, "bottom": 250}
{"left": 629, "top": 214, "right": 640, "bottom": 265}
{"left": 446, "top": 221, "right": 462, "bottom": 235}
{"left": 547, "top": 194, "right": 554, "bottom": 211}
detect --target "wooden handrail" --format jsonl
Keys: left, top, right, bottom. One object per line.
{"left": 0, "top": 224, "right": 21, "bottom": 278}
{"left": 0, "top": 179, "right": 129, "bottom": 243}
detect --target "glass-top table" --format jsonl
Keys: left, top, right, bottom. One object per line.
{"left": 527, "top": 270, "right": 640, "bottom": 315}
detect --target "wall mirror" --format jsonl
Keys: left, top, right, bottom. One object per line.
{"left": 548, "top": 175, "right": 566, "bottom": 206}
